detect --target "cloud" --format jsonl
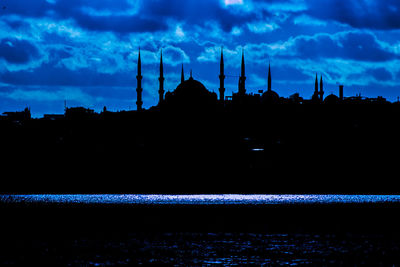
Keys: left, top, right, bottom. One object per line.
{"left": 3, "top": 0, "right": 261, "bottom": 34}
{"left": 3, "top": 0, "right": 166, "bottom": 33}
{"left": 1, "top": 0, "right": 51, "bottom": 17}
{"left": 0, "top": 62, "right": 134, "bottom": 87}
{"left": 293, "top": 14, "right": 326, "bottom": 26}
{"left": 224, "top": 0, "right": 243, "bottom": 5}
{"left": 275, "top": 31, "right": 398, "bottom": 62}
{"left": 3, "top": 87, "right": 88, "bottom": 102}
{"left": 197, "top": 45, "right": 244, "bottom": 67}
{"left": 73, "top": 14, "right": 168, "bottom": 33}
{"left": 366, "top": 68, "right": 393, "bottom": 82}
{"left": 270, "top": 65, "right": 310, "bottom": 82}
{"left": 306, "top": 0, "right": 400, "bottom": 30}
{"left": 162, "top": 46, "right": 190, "bottom": 66}
{"left": 247, "top": 21, "right": 279, "bottom": 33}
{"left": 149, "top": 0, "right": 255, "bottom": 32}
{"left": 0, "top": 38, "right": 40, "bottom": 64}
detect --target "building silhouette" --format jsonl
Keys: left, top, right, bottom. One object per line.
{"left": 1, "top": 107, "right": 31, "bottom": 122}
{"left": 135, "top": 47, "right": 392, "bottom": 112}
{"left": 0, "top": 47, "right": 393, "bottom": 121}
{"left": 136, "top": 47, "right": 396, "bottom": 111}
{"left": 163, "top": 69, "right": 218, "bottom": 111}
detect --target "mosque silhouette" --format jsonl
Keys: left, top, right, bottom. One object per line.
{"left": 135, "top": 47, "right": 389, "bottom": 114}
{"left": 1, "top": 48, "right": 400, "bottom": 194}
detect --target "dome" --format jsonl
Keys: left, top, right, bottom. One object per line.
{"left": 174, "top": 77, "right": 209, "bottom": 97}
{"left": 261, "top": 90, "right": 280, "bottom": 104}
{"left": 323, "top": 94, "right": 340, "bottom": 104}
{"left": 164, "top": 77, "right": 218, "bottom": 109}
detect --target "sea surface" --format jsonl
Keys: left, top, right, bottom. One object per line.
{"left": 3, "top": 231, "right": 400, "bottom": 266}
{"left": 2, "top": 194, "right": 400, "bottom": 265}
{"left": 2, "top": 194, "right": 400, "bottom": 205}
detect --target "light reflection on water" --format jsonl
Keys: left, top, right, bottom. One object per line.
{"left": 4, "top": 231, "right": 399, "bottom": 265}
{"left": 1, "top": 194, "right": 400, "bottom": 205}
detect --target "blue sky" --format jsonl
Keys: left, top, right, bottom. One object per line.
{"left": 1, "top": 0, "right": 400, "bottom": 117}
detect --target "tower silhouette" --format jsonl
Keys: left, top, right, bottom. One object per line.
{"left": 136, "top": 48, "right": 143, "bottom": 111}
{"left": 181, "top": 64, "right": 185, "bottom": 84}
{"left": 268, "top": 61, "right": 272, "bottom": 92}
{"left": 339, "top": 85, "right": 344, "bottom": 100}
{"left": 314, "top": 73, "right": 318, "bottom": 95}
{"left": 158, "top": 49, "right": 165, "bottom": 104}
{"left": 219, "top": 47, "right": 225, "bottom": 103}
{"left": 238, "top": 49, "right": 246, "bottom": 95}
{"left": 319, "top": 75, "right": 324, "bottom": 101}
{"left": 312, "top": 73, "right": 320, "bottom": 101}
{"left": 261, "top": 61, "right": 279, "bottom": 103}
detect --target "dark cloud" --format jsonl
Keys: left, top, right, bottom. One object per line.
{"left": 0, "top": 62, "right": 134, "bottom": 87}
{"left": 306, "top": 0, "right": 400, "bottom": 30}
{"left": 367, "top": 68, "right": 393, "bottom": 81}
{"left": 1, "top": 0, "right": 50, "bottom": 17}
{"left": 3, "top": 19, "right": 30, "bottom": 30}
{"left": 293, "top": 32, "right": 396, "bottom": 62}
{"left": 72, "top": 14, "right": 167, "bottom": 33}
{"left": 55, "top": 0, "right": 169, "bottom": 33}
{"left": 2, "top": 0, "right": 259, "bottom": 33}
{"left": 139, "top": 0, "right": 256, "bottom": 32}
{"left": 2, "top": 0, "right": 167, "bottom": 33}
{"left": 2, "top": 0, "right": 132, "bottom": 18}
{"left": 0, "top": 38, "right": 39, "bottom": 64}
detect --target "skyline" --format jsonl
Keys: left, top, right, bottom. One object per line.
{"left": 1, "top": 0, "right": 400, "bottom": 117}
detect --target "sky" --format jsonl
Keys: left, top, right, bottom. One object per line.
{"left": 1, "top": 0, "right": 400, "bottom": 117}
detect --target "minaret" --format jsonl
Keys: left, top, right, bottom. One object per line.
{"left": 158, "top": 49, "right": 165, "bottom": 104}
{"left": 268, "top": 61, "right": 272, "bottom": 92}
{"left": 314, "top": 73, "right": 318, "bottom": 94}
{"left": 238, "top": 48, "right": 246, "bottom": 95}
{"left": 219, "top": 47, "right": 225, "bottom": 102}
{"left": 181, "top": 64, "right": 185, "bottom": 84}
{"left": 313, "top": 73, "right": 319, "bottom": 100}
{"left": 136, "top": 48, "right": 143, "bottom": 111}
{"left": 319, "top": 75, "right": 324, "bottom": 101}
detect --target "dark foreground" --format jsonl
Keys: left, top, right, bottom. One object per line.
{"left": 2, "top": 104, "right": 400, "bottom": 194}
{"left": 2, "top": 202, "right": 400, "bottom": 265}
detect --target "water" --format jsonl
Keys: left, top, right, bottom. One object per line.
{"left": 2, "top": 194, "right": 400, "bottom": 265}
{"left": 2, "top": 194, "right": 400, "bottom": 205}
{"left": 2, "top": 231, "right": 400, "bottom": 265}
